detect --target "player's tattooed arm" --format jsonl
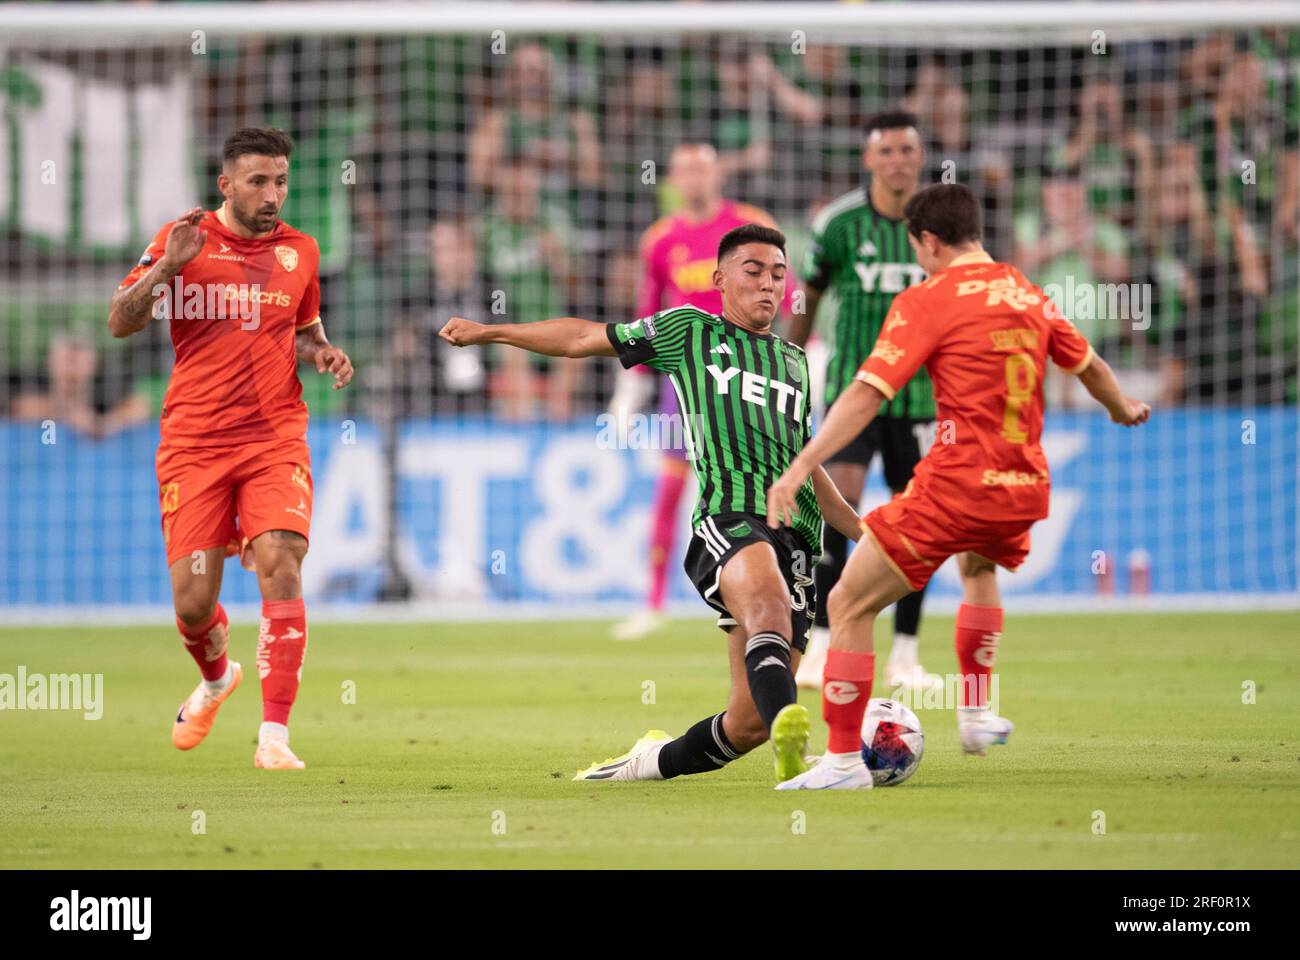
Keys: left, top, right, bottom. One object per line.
{"left": 439, "top": 316, "right": 617, "bottom": 359}
{"left": 108, "top": 207, "right": 206, "bottom": 339}
{"left": 811, "top": 466, "right": 863, "bottom": 543}
{"left": 296, "top": 323, "right": 354, "bottom": 390}
{"left": 766, "top": 379, "right": 886, "bottom": 529}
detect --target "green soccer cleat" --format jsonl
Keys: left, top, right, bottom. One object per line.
{"left": 771, "top": 703, "right": 811, "bottom": 783}
{"left": 572, "top": 729, "right": 674, "bottom": 781}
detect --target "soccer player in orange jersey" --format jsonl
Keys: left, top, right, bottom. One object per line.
{"left": 108, "top": 128, "right": 353, "bottom": 770}
{"left": 766, "top": 184, "right": 1149, "bottom": 790}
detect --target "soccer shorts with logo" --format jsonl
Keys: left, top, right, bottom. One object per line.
{"left": 684, "top": 512, "right": 817, "bottom": 653}
{"left": 156, "top": 435, "right": 313, "bottom": 567}
{"left": 826, "top": 414, "right": 934, "bottom": 491}
{"left": 862, "top": 485, "right": 1032, "bottom": 591}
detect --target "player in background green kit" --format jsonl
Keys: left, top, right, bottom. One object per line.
{"left": 440, "top": 224, "right": 864, "bottom": 785}
{"left": 787, "top": 111, "right": 942, "bottom": 695}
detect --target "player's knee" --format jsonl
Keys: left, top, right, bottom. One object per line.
{"left": 827, "top": 580, "right": 874, "bottom": 625}
{"left": 958, "top": 551, "right": 996, "bottom": 579}
{"left": 174, "top": 591, "right": 217, "bottom": 627}
{"left": 740, "top": 595, "right": 792, "bottom": 639}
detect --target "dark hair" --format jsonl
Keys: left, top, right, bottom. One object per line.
{"left": 903, "top": 183, "right": 981, "bottom": 245}
{"left": 222, "top": 127, "right": 294, "bottom": 165}
{"left": 865, "top": 110, "right": 920, "bottom": 139}
{"left": 717, "top": 223, "right": 786, "bottom": 263}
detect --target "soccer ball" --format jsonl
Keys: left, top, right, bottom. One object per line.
{"left": 861, "top": 698, "right": 924, "bottom": 786}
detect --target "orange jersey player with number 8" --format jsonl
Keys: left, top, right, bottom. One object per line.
{"left": 767, "top": 183, "right": 1149, "bottom": 790}
{"left": 108, "top": 127, "right": 354, "bottom": 771}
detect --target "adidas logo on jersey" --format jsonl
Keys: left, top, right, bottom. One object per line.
{"left": 705, "top": 365, "right": 804, "bottom": 418}
{"left": 710, "top": 343, "right": 733, "bottom": 355}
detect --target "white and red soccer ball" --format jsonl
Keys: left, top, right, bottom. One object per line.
{"left": 861, "top": 698, "right": 924, "bottom": 786}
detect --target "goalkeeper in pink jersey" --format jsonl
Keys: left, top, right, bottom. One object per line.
{"left": 610, "top": 143, "right": 794, "bottom": 640}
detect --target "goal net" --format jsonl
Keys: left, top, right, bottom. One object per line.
{"left": 1, "top": 2, "right": 1296, "bottom": 616}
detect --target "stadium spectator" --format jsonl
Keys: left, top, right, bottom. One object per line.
{"left": 481, "top": 162, "right": 581, "bottom": 420}
{"left": 901, "top": 57, "right": 1013, "bottom": 258}
{"left": 9, "top": 333, "right": 150, "bottom": 439}
{"left": 467, "top": 41, "right": 603, "bottom": 202}
{"left": 1053, "top": 74, "right": 1156, "bottom": 231}
{"left": 1014, "top": 166, "right": 1131, "bottom": 407}
{"left": 368, "top": 219, "right": 489, "bottom": 419}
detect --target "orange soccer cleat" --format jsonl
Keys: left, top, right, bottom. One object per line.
{"left": 254, "top": 738, "right": 306, "bottom": 770}
{"left": 172, "top": 662, "right": 243, "bottom": 750}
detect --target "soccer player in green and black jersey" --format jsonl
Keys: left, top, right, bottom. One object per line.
{"left": 440, "top": 224, "right": 863, "bottom": 785}
{"left": 787, "top": 110, "right": 942, "bottom": 695}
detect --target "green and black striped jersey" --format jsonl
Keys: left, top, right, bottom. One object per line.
{"left": 606, "top": 305, "right": 823, "bottom": 555}
{"left": 803, "top": 187, "right": 936, "bottom": 418}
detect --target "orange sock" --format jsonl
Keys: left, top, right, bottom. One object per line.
{"left": 823, "top": 648, "right": 875, "bottom": 753}
{"left": 258, "top": 598, "right": 308, "bottom": 725}
{"left": 955, "top": 603, "right": 1002, "bottom": 708}
{"left": 177, "top": 604, "right": 229, "bottom": 681}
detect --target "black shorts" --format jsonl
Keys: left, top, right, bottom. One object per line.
{"left": 684, "top": 512, "right": 816, "bottom": 653}
{"left": 826, "top": 414, "right": 935, "bottom": 490}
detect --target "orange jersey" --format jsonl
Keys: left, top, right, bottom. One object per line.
{"left": 119, "top": 208, "right": 322, "bottom": 447}
{"left": 856, "top": 251, "right": 1094, "bottom": 522}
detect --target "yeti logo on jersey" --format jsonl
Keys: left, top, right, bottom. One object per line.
{"left": 855, "top": 259, "right": 927, "bottom": 294}
{"left": 705, "top": 365, "right": 804, "bottom": 418}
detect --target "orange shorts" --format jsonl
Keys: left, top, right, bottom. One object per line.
{"left": 156, "top": 435, "right": 312, "bottom": 567}
{"left": 862, "top": 488, "right": 1033, "bottom": 591}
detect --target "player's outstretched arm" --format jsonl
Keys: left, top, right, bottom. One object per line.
{"left": 108, "top": 207, "right": 207, "bottom": 339}
{"left": 766, "top": 379, "right": 886, "bottom": 528}
{"left": 1075, "top": 354, "right": 1150, "bottom": 427}
{"left": 296, "top": 323, "right": 354, "bottom": 390}
{"left": 439, "top": 316, "right": 617, "bottom": 359}
{"left": 811, "top": 465, "right": 862, "bottom": 543}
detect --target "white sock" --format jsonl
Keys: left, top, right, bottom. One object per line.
{"left": 634, "top": 742, "right": 668, "bottom": 781}
{"left": 201, "top": 663, "right": 234, "bottom": 695}
{"left": 825, "top": 749, "right": 864, "bottom": 769}
{"left": 259, "top": 721, "right": 289, "bottom": 745}
{"left": 889, "top": 633, "right": 918, "bottom": 666}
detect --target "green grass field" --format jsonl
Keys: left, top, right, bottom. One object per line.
{"left": 1, "top": 612, "right": 1296, "bottom": 869}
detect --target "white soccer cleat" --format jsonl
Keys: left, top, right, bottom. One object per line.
{"left": 958, "top": 707, "right": 1014, "bottom": 756}
{"left": 776, "top": 753, "right": 875, "bottom": 791}
{"left": 611, "top": 610, "right": 667, "bottom": 642}
{"left": 886, "top": 661, "right": 945, "bottom": 695}
{"left": 795, "top": 626, "right": 829, "bottom": 690}
{"left": 573, "top": 730, "right": 673, "bottom": 781}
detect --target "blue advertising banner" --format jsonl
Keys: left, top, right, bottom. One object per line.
{"left": 1, "top": 409, "right": 1295, "bottom": 608}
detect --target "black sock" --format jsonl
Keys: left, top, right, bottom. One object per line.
{"left": 744, "top": 632, "right": 797, "bottom": 730}
{"left": 813, "top": 523, "right": 849, "bottom": 629}
{"left": 894, "top": 579, "right": 928, "bottom": 637}
{"left": 657, "top": 712, "right": 742, "bottom": 779}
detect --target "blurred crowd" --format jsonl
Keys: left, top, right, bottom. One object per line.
{"left": 3, "top": 28, "right": 1297, "bottom": 435}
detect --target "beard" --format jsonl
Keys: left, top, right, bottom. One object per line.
{"left": 233, "top": 202, "right": 279, "bottom": 235}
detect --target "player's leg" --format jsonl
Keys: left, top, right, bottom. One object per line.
{"left": 797, "top": 455, "right": 868, "bottom": 689}
{"left": 158, "top": 446, "right": 245, "bottom": 750}
{"left": 246, "top": 530, "right": 310, "bottom": 769}
{"left": 717, "top": 540, "right": 811, "bottom": 781}
{"left": 238, "top": 443, "right": 314, "bottom": 770}
{"left": 953, "top": 551, "right": 1013, "bottom": 756}
{"left": 780, "top": 532, "right": 911, "bottom": 790}
{"left": 882, "top": 419, "right": 941, "bottom": 694}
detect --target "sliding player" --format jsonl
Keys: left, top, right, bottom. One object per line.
{"left": 788, "top": 111, "right": 940, "bottom": 694}
{"left": 109, "top": 127, "right": 353, "bottom": 770}
{"left": 610, "top": 143, "right": 789, "bottom": 641}
{"left": 767, "top": 185, "right": 1149, "bottom": 790}
{"left": 442, "top": 224, "right": 863, "bottom": 784}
